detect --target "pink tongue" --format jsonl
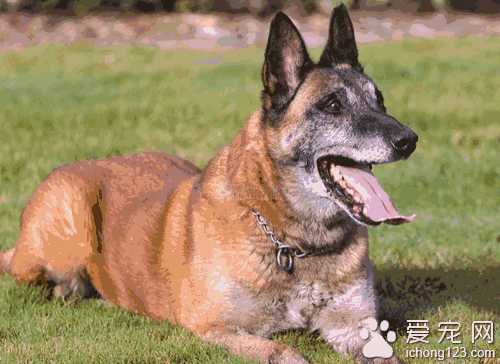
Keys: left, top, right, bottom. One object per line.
{"left": 332, "top": 165, "right": 415, "bottom": 225}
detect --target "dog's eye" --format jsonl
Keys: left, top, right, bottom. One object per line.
{"left": 320, "top": 95, "right": 342, "bottom": 115}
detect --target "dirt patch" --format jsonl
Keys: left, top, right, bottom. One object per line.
{"left": 1, "top": 10, "right": 500, "bottom": 51}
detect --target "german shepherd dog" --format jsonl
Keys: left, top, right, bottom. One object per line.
{"left": 0, "top": 5, "right": 417, "bottom": 364}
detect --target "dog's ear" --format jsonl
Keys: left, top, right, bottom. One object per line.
{"left": 262, "top": 12, "right": 312, "bottom": 121}
{"left": 319, "top": 4, "right": 362, "bottom": 71}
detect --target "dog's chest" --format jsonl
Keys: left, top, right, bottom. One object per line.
{"left": 281, "top": 281, "right": 333, "bottom": 326}
{"left": 227, "top": 266, "right": 375, "bottom": 337}
{"left": 236, "top": 280, "right": 336, "bottom": 336}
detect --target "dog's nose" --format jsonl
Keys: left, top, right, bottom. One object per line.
{"left": 392, "top": 131, "right": 418, "bottom": 158}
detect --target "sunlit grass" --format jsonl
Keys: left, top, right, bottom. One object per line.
{"left": 0, "top": 37, "right": 499, "bottom": 363}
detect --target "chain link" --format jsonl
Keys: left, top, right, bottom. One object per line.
{"left": 251, "top": 208, "right": 341, "bottom": 272}
{"left": 251, "top": 208, "right": 309, "bottom": 272}
{"left": 251, "top": 209, "right": 290, "bottom": 251}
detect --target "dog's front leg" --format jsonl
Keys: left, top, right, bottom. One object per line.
{"left": 201, "top": 328, "right": 309, "bottom": 364}
{"left": 319, "top": 314, "right": 370, "bottom": 361}
{"left": 318, "top": 314, "right": 402, "bottom": 364}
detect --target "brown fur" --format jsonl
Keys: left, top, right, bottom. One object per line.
{"left": 1, "top": 7, "right": 407, "bottom": 363}
{"left": 1, "top": 113, "right": 391, "bottom": 363}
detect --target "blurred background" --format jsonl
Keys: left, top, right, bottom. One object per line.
{"left": 1, "top": 0, "right": 500, "bottom": 51}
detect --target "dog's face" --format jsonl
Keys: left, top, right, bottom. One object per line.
{"left": 261, "top": 5, "right": 418, "bottom": 226}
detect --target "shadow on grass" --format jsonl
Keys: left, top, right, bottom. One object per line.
{"left": 375, "top": 265, "right": 499, "bottom": 331}
{"left": 2, "top": 265, "right": 498, "bottom": 338}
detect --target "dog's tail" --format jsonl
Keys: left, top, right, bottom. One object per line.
{"left": 0, "top": 248, "right": 14, "bottom": 275}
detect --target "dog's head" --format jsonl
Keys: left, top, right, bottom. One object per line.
{"left": 261, "top": 5, "right": 418, "bottom": 226}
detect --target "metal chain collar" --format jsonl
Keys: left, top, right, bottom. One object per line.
{"left": 250, "top": 208, "right": 309, "bottom": 273}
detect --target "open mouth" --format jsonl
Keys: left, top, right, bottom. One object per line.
{"left": 317, "top": 155, "right": 415, "bottom": 226}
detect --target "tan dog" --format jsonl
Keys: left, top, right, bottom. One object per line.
{"left": 1, "top": 5, "right": 417, "bottom": 363}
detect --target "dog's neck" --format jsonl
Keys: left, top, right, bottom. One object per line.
{"left": 205, "top": 111, "right": 361, "bottom": 251}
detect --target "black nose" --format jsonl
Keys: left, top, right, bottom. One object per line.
{"left": 392, "top": 131, "right": 418, "bottom": 158}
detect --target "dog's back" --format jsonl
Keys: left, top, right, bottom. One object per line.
{"left": 1, "top": 152, "right": 199, "bottom": 314}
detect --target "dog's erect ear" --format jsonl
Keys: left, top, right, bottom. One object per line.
{"left": 262, "top": 12, "right": 312, "bottom": 120}
{"left": 319, "top": 4, "right": 361, "bottom": 70}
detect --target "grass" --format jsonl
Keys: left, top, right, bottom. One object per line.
{"left": 0, "top": 37, "right": 499, "bottom": 363}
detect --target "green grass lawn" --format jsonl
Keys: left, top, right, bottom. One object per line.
{"left": 0, "top": 38, "right": 499, "bottom": 363}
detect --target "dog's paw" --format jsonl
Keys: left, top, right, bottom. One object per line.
{"left": 269, "top": 348, "right": 309, "bottom": 364}
{"left": 373, "top": 357, "right": 404, "bottom": 364}
{"left": 357, "top": 356, "right": 403, "bottom": 364}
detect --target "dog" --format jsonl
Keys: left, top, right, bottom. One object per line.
{"left": 0, "top": 5, "right": 417, "bottom": 363}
